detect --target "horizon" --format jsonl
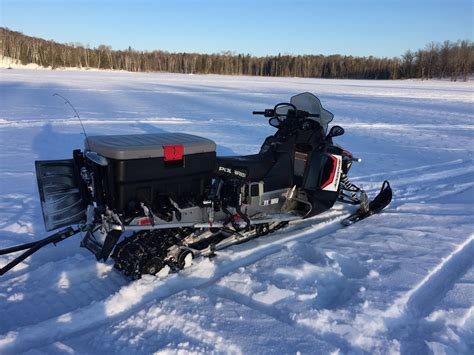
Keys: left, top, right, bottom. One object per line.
{"left": 1, "top": 0, "right": 472, "bottom": 58}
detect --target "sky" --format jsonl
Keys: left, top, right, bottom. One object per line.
{"left": 0, "top": 0, "right": 472, "bottom": 58}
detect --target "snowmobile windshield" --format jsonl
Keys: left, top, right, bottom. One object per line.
{"left": 290, "top": 92, "right": 334, "bottom": 133}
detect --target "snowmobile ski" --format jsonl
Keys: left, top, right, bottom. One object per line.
{"left": 341, "top": 181, "right": 392, "bottom": 226}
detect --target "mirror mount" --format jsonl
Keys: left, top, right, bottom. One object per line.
{"left": 326, "top": 125, "right": 344, "bottom": 139}
{"left": 269, "top": 117, "right": 281, "bottom": 128}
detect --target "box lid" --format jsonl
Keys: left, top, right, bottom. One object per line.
{"left": 85, "top": 133, "right": 216, "bottom": 160}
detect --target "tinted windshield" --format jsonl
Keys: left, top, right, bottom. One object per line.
{"left": 290, "top": 92, "right": 334, "bottom": 133}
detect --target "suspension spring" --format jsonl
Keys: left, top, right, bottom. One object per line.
{"left": 340, "top": 173, "right": 360, "bottom": 199}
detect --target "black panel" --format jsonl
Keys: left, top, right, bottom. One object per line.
{"left": 304, "top": 153, "right": 326, "bottom": 191}
{"left": 262, "top": 152, "right": 293, "bottom": 191}
{"left": 305, "top": 190, "right": 339, "bottom": 217}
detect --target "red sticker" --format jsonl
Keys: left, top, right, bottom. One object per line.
{"left": 163, "top": 144, "right": 184, "bottom": 161}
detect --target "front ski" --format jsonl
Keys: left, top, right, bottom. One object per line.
{"left": 341, "top": 181, "right": 392, "bottom": 226}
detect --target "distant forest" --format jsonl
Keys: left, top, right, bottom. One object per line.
{"left": 1, "top": 27, "right": 472, "bottom": 80}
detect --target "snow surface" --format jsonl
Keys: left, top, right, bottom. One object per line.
{"left": 0, "top": 69, "right": 473, "bottom": 354}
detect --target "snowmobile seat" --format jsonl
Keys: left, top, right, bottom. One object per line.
{"left": 216, "top": 151, "right": 276, "bottom": 181}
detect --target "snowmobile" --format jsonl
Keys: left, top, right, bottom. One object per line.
{"left": 0, "top": 92, "right": 392, "bottom": 278}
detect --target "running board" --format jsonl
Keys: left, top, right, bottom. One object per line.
{"left": 80, "top": 215, "right": 298, "bottom": 261}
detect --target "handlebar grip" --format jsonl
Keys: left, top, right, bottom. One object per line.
{"left": 252, "top": 111, "right": 266, "bottom": 115}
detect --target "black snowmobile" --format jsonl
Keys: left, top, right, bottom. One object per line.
{"left": 0, "top": 92, "right": 392, "bottom": 278}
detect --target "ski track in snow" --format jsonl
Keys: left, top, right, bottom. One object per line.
{"left": 0, "top": 70, "right": 473, "bottom": 354}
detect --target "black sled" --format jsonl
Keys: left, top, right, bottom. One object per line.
{"left": 0, "top": 92, "right": 392, "bottom": 278}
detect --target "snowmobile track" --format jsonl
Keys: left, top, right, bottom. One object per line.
{"left": 339, "top": 233, "right": 473, "bottom": 344}
{"left": 376, "top": 235, "right": 474, "bottom": 353}
{"left": 393, "top": 235, "right": 473, "bottom": 320}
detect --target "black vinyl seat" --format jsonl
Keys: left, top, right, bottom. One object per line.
{"left": 216, "top": 151, "right": 276, "bottom": 181}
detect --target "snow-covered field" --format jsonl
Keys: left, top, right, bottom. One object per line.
{"left": 0, "top": 69, "right": 472, "bottom": 354}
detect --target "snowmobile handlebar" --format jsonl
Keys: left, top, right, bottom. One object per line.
{"left": 252, "top": 109, "right": 274, "bottom": 117}
{"left": 252, "top": 108, "right": 320, "bottom": 119}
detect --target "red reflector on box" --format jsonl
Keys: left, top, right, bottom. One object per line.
{"left": 163, "top": 144, "right": 184, "bottom": 161}
{"left": 138, "top": 217, "right": 152, "bottom": 225}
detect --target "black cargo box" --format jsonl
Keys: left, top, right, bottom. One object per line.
{"left": 85, "top": 133, "right": 216, "bottom": 213}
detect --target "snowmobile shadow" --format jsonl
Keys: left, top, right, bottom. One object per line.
{"left": 1, "top": 122, "right": 79, "bottom": 241}
{"left": 0, "top": 82, "right": 92, "bottom": 333}
{"left": 32, "top": 123, "right": 86, "bottom": 160}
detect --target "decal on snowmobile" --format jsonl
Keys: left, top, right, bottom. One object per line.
{"left": 0, "top": 92, "right": 392, "bottom": 278}
{"left": 321, "top": 154, "right": 342, "bottom": 192}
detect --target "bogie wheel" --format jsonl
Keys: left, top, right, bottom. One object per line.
{"left": 142, "top": 257, "right": 164, "bottom": 276}
{"left": 256, "top": 223, "right": 270, "bottom": 237}
{"left": 176, "top": 250, "right": 193, "bottom": 270}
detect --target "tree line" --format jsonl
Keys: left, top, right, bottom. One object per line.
{"left": 1, "top": 27, "right": 472, "bottom": 80}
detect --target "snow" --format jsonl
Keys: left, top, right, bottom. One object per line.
{"left": 0, "top": 55, "right": 110, "bottom": 72}
{"left": 0, "top": 56, "right": 48, "bottom": 70}
{"left": 0, "top": 69, "right": 473, "bottom": 354}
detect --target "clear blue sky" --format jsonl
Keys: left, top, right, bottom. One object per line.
{"left": 1, "top": 0, "right": 472, "bottom": 57}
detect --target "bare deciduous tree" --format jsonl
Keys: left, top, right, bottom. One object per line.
{"left": 1, "top": 28, "right": 472, "bottom": 80}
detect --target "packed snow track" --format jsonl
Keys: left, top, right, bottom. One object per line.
{"left": 0, "top": 70, "right": 473, "bottom": 354}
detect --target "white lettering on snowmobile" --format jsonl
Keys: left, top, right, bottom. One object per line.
{"left": 262, "top": 197, "right": 279, "bottom": 206}
{"left": 219, "top": 166, "right": 232, "bottom": 174}
{"left": 218, "top": 166, "right": 247, "bottom": 178}
{"left": 234, "top": 170, "right": 247, "bottom": 178}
